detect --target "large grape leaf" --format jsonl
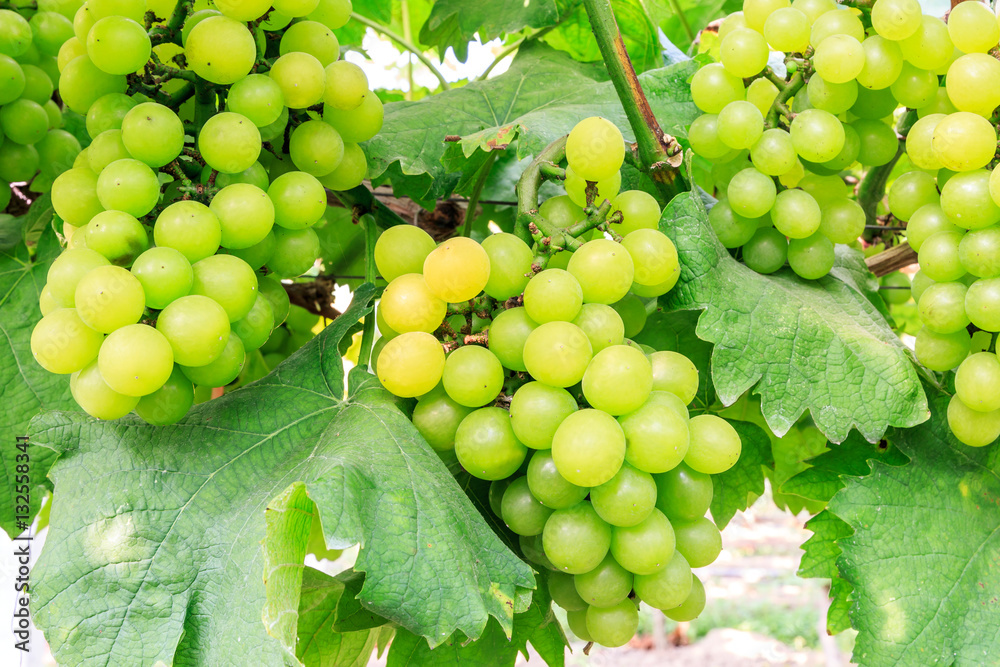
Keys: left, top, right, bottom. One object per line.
{"left": 658, "top": 189, "right": 928, "bottom": 443}
{"left": 831, "top": 389, "right": 1000, "bottom": 666}
{"left": 367, "top": 42, "right": 699, "bottom": 205}
{"left": 0, "top": 206, "right": 73, "bottom": 538}
{"left": 26, "top": 284, "right": 536, "bottom": 666}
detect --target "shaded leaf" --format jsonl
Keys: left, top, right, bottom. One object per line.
{"left": 710, "top": 419, "right": 773, "bottom": 529}
{"left": 297, "top": 568, "right": 382, "bottom": 667}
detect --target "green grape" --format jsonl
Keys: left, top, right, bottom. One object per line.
{"left": 280, "top": 20, "right": 339, "bottom": 66}
{"left": 225, "top": 232, "right": 276, "bottom": 271}
{"left": 947, "top": 54, "right": 1000, "bottom": 119}
{"left": 647, "top": 352, "right": 698, "bottom": 406}
{"left": 89, "top": 0, "right": 144, "bottom": 22}
{"left": 86, "top": 129, "right": 130, "bottom": 173}
{"left": 30, "top": 307, "right": 104, "bottom": 374}
{"left": 323, "top": 92, "right": 383, "bottom": 143}
{"left": 226, "top": 74, "right": 284, "bottom": 127}
{"left": 46, "top": 248, "right": 110, "bottom": 307}
{"left": 610, "top": 190, "right": 661, "bottom": 236}
{"left": 806, "top": 76, "right": 857, "bottom": 115}
{"left": 914, "top": 326, "right": 970, "bottom": 371}
{"left": 82, "top": 210, "right": 146, "bottom": 267}
{"left": 744, "top": 0, "right": 791, "bottom": 31}
{"left": 887, "top": 171, "right": 939, "bottom": 223}
{"left": 567, "top": 239, "right": 634, "bottom": 305}
{"left": 717, "top": 101, "right": 764, "bottom": 151}
{"left": 96, "top": 158, "right": 159, "bottom": 217}
{"left": 609, "top": 508, "right": 674, "bottom": 575}
{"left": 750, "top": 128, "right": 796, "bottom": 176}
{"left": 28, "top": 11, "right": 73, "bottom": 56}
{"left": 268, "top": 51, "right": 326, "bottom": 108}
{"left": 212, "top": 183, "right": 276, "bottom": 250}
{"left": 156, "top": 294, "right": 231, "bottom": 367}
{"left": 273, "top": 0, "right": 320, "bottom": 17}
{"left": 809, "top": 6, "right": 864, "bottom": 45}
{"left": 918, "top": 231, "right": 966, "bottom": 282}
{"left": 852, "top": 119, "right": 899, "bottom": 167}
{"left": 19, "top": 63, "right": 53, "bottom": 105}
{"left": 770, "top": 189, "right": 820, "bottom": 239}
{"left": 673, "top": 517, "right": 723, "bottom": 568}
{"left": 479, "top": 233, "right": 531, "bottom": 300}
{"left": 307, "top": 0, "right": 352, "bottom": 29}
{"left": 86, "top": 16, "right": 149, "bottom": 75}
{"left": 486, "top": 307, "right": 535, "bottom": 371}
{"left": 548, "top": 571, "right": 588, "bottom": 611}
{"left": 0, "top": 9, "right": 32, "bottom": 57}
{"left": 813, "top": 34, "right": 865, "bottom": 84}
{"left": 154, "top": 204, "right": 223, "bottom": 268}
{"left": 688, "top": 114, "right": 731, "bottom": 160}
{"left": 931, "top": 112, "right": 996, "bottom": 173}
{"left": 509, "top": 382, "right": 577, "bottom": 450}
{"left": 709, "top": 199, "right": 757, "bottom": 249}
{"left": 880, "top": 272, "right": 912, "bottom": 305}
{"left": 130, "top": 247, "right": 192, "bottom": 310}
{"left": 871, "top": 0, "right": 921, "bottom": 40}
{"left": 85, "top": 92, "right": 134, "bottom": 138}
{"left": 859, "top": 36, "right": 905, "bottom": 90}
{"left": 70, "top": 359, "right": 139, "bottom": 419}
{"left": 717, "top": 10, "right": 747, "bottom": 40}
{"left": 0, "top": 54, "right": 25, "bottom": 104}
{"left": 574, "top": 553, "right": 633, "bottom": 609}
{"left": 571, "top": 303, "right": 625, "bottom": 354}
{"left": 918, "top": 87, "right": 958, "bottom": 119}
{"left": 763, "top": 6, "right": 809, "bottom": 52}
{"left": 373, "top": 331, "right": 443, "bottom": 397}
{"left": 323, "top": 60, "right": 370, "bottom": 111}
{"left": 727, "top": 168, "right": 776, "bottom": 219}
{"left": 38, "top": 284, "right": 58, "bottom": 316}
{"left": 787, "top": 233, "right": 835, "bottom": 280}
{"left": 197, "top": 112, "right": 261, "bottom": 174}
{"left": 232, "top": 294, "right": 274, "bottom": 351}
{"left": 523, "top": 269, "right": 583, "bottom": 323}
{"left": 374, "top": 224, "right": 436, "bottom": 282}
{"left": 848, "top": 89, "right": 898, "bottom": 125}
{"left": 543, "top": 502, "right": 612, "bottom": 575}
{"left": 527, "top": 450, "right": 589, "bottom": 510}
{"left": 890, "top": 62, "right": 938, "bottom": 111}
{"left": 585, "top": 598, "right": 638, "bottom": 648}
{"left": 551, "top": 408, "right": 625, "bottom": 487}
{"left": 442, "top": 345, "right": 503, "bottom": 407}
{"left": 268, "top": 171, "right": 327, "bottom": 229}
{"left": 454, "top": 406, "right": 527, "bottom": 480}
{"left": 180, "top": 9, "right": 221, "bottom": 45}
{"left": 60, "top": 54, "right": 128, "bottom": 114}
{"left": 180, "top": 331, "right": 246, "bottom": 387}
{"left": 746, "top": 79, "right": 779, "bottom": 118}
{"left": 0, "top": 98, "right": 48, "bottom": 144}
{"left": 120, "top": 102, "right": 184, "bottom": 168}
{"left": 948, "top": 1, "right": 999, "bottom": 53}
{"left": 213, "top": 0, "right": 270, "bottom": 20}
{"left": 72, "top": 2, "right": 96, "bottom": 43}
{"left": 37, "top": 129, "right": 82, "bottom": 178}
{"left": 899, "top": 16, "right": 954, "bottom": 72}
{"left": 966, "top": 277, "right": 1000, "bottom": 331}
{"left": 618, "top": 392, "right": 689, "bottom": 473}
{"left": 97, "top": 323, "right": 174, "bottom": 396}
{"left": 634, "top": 551, "right": 692, "bottom": 611}
{"left": 0, "top": 144, "right": 37, "bottom": 182}
{"left": 185, "top": 16, "right": 255, "bottom": 84}
{"left": 52, "top": 168, "right": 105, "bottom": 227}
{"left": 135, "top": 366, "right": 194, "bottom": 425}
{"left": 74, "top": 264, "right": 145, "bottom": 333}
{"left": 258, "top": 106, "right": 289, "bottom": 143}
{"left": 655, "top": 463, "right": 712, "bottom": 521}
{"left": 819, "top": 198, "right": 865, "bottom": 244}
{"left": 917, "top": 281, "right": 970, "bottom": 333}
{"left": 590, "top": 463, "right": 656, "bottom": 527}
{"left": 812, "top": 122, "right": 860, "bottom": 172}
{"left": 690, "top": 63, "right": 744, "bottom": 114}
{"left": 289, "top": 120, "right": 344, "bottom": 177}
{"left": 609, "top": 294, "right": 646, "bottom": 338}
{"left": 565, "top": 116, "right": 624, "bottom": 182}
{"left": 955, "top": 352, "right": 1000, "bottom": 413}
{"left": 719, "top": 28, "right": 768, "bottom": 79}
{"left": 960, "top": 226, "right": 1000, "bottom": 278}
{"left": 500, "top": 477, "right": 553, "bottom": 536}
{"left": 664, "top": 573, "right": 706, "bottom": 622}
{"left": 790, "top": 109, "right": 845, "bottom": 163}
{"left": 379, "top": 273, "right": 446, "bottom": 334}
{"left": 412, "top": 390, "right": 473, "bottom": 452}
{"left": 910, "top": 270, "right": 935, "bottom": 304}
{"left": 523, "top": 321, "right": 593, "bottom": 387}
{"left": 423, "top": 236, "right": 490, "bottom": 303}
{"left": 565, "top": 165, "right": 621, "bottom": 208}
{"left": 941, "top": 171, "right": 1000, "bottom": 230}
{"left": 318, "top": 142, "right": 367, "bottom": 191}
{"left": 582, "top": 345, "right": 652, "bottom": 416}
{"left": 684, "top": 414, "right": 741, "bottom": 475}
{"left": 947, "top": 393, "right": 1000, "bottom": 447}
{"left": 258, "top": 275, "right": 290, "bottom": 326}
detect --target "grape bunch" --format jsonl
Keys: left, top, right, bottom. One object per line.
{"left": 29, "top": 0, "right": 382, "bottom": 425}
{"left": 371, "top": 117, "right": 743, "bottom": 646}
{"left": 0, "top": 4, "right": 82, "bottom": 204}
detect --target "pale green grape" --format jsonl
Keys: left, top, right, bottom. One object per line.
{"left": 959, "top": 226, "right": 1000, "bottom": 278}
{"left": 423, "top": 236, "right": 491, "bottom": 303}
{"left": 728, "top": 168, "right": 776, "bottom": 219}
{"left": 454, "top": 406, "right": 528, "bottom": 480}
{"left": 524, "top": 269, "right": 584, "bottom": 323}
{"left": 788, "top": 232, "right": 835, "bottom": 280}
{"left": 180, "top": 331, "right": 246, "bottom": 387}
{"left": 565, "top": 116, "right": 625, "bottom": 182}
{"left": 509, "top": 381, "right": 578, "bottom": 450}
{"left": 379, "top": 273, "right": 446, "bottom": 334}
{"left": 719, "top": 28, "right": 769, "bottom": 79}
{"left": 38, "top": 285, "right": 58, "bottom": 316}
{"left": 232, "top": 294, "right": 274, "bottom": 351}
{"left": 908, "top": 204, "right": 959, "bottom": 252}
{"left": 268, "top": 171, "right": 327, "bottom": 229}
{"left": 941, "top": 170, "right": 1000, "bottom": 230}
{"left": 918, "top": 231, "right": 967, "bottom": 282}
{"left": 763, "top": 7, "right": 809, "bottom": 53}
{"left": 0, "top": 9, "right": 32, "bottom": 57}
{"left": 688, "top": 114, "right": 731, "bottom": 160}
{"left": 955, "top": 352, "right": 1000, "bottom": 413}
{"left": 74, "top": 264, "right": 145, "bottom": 333}
{"left": 857, "top": 36, "right": 903, "bottom": 90}
{"left": 966, "top": 277, "right": 1000, "bottom": 331}
{"left": 932, "top": 112, "right": 997, "bottom": 172}
{"left": 899, "top": 16, "right": 954, "bottom": 72}
{"left": 743, "top": 0, "right": 790, "bottom": 32}
{"left": 21, "top": 63, "right": 54, "bottom": 105}
{"left": 888, "top": 170, "right": 939, "bottom": 222}
{"left": 717, "top": 11, "right": 747, "bottom": 40}
{"left": 37, "top": 129, "right": 83, "bottom": 178}
{"left": 918, "top": 87, "right": 958, "bottom": 118}
{"left": 156, "top": 295, "right": 231, "bottom": 367}
{"left": 914, "top": 326, "right": 970, "bottom": 371}
{"left": 633, "top": 551, "right": 692, "bottom": 611}
{"left": 30, "top": 11, "right": 74, "bottom": 56}
{"left": 819, "top": 198, "right": 865, "bottom": 244}
{"left": 586, "top": 598, "right": 639, "bottom": 648}
{"left": 917, "top": 281, "right": 970, "bottom": 333}
{"left": 85, "top": 92, "right": 135, "bottom": 139}
{"left": 567, "top": 239, "right": 634, "bottom": 305}
{"left": 709, "top": 199, "right": 757, "bottom": 249}
{"left": 52, "top": 168, "right": 104, "bottom": 226}
{"left": 654, "top": 462, "right": 712, "bottom": 521}
{"left": 98, "top": 323, "right": 173, "bottom": 396}
{"left": 89, "top": 0, "right": 145, "bottom": 22}
{"left": 813, "top": 34, "right": 864, "bottom": 84}
{"left": 442, "top": 345, "right": 503, "bottom": 407}
{"left": 770, "top": 188, "right": 820, "bottom": 239}
{"left": 96, "top": 158, "right": 159, "bottom": 217}
{"left": 543, "top": 502, "right": 612, "bottom": 574}
{"left": 120, "top": 102, "right": 184, "bottom": 167}
{"left": 258, "top": 106, "right": 290, "bottom": 143}
{"left": 590, "top": 463, "right": 656, "bottom": 527}
{"left": 374, "top": 224, "right": 436, "bottom": 282}
{"left": 289, "top": 120, "right": 344, "bottom": 176}
{"left": 649, "top": 351, "right": 699, "bottom": 405}
{"left": 130, "top": 247, "right": 192, "bottom": 310}
{"left": 750, "top": 128, "right": 797, "bottom": 176}
{"left": 790, "top": 109, "right": 845, "bottom": 163}
{"left": 673, "top": 517, "right": 722, "bottom": 568}
{"left": 30, "top": 307, "right": 104, "bottom": 374}
{"left": 527, "top": 450, "right": 589, "bottom": 509}
{"left": 609, "top": 508, "right": 674, "bottom": 575}
{"left": 84, "top": 210, "right": 147, "bottom": 266}
{"left": 500, "top": 477, "right": 553, "bottom": 536}
{"left": 323, "top": 60, "right": 370, "bottom": 111}
{"left": 210, "top": 183, "right": 275, "bottom": 250}
{"left": 318, "top": 142, "right": 367, "bottom": 191}
{"left": 72, "top": 3, "right": 95, "bottom": 43}
{"left": 746, "top": 78, "right": 779, "bottom": 116}
{"left": 806, "top": 76, "right": 857, "bottom": 115}
{"left": 259, "top": 275, "right": 290, "bottom": 326}
{"left": 717, "top": 100, "right": 764, "bottom": 150}
{"left": 810, "top": 7, "right": 864, "bottom": 46}
{"left": 86, "top": 129, "right": 130, "bottom": 173}
{"left": 87, "top": 16, "right": 149, "bottom": 75}
{"left": 817, "top": 122, "right": 860, "bottom": 171}
{"left": 0, "top": 98, "right": 48, "bottom": 144}
{"left": 135, "top": 367, "right": 194, "bottom": 425}
{"left": 323, "top": 93, "right": 383, "bottom": 143}
{"left": 582, "top": 345, "right": 652, "bottom": 416}
{"left": 185, "top": 16, "right": 255, "bottom": 84}
{"left": 871, "top": 0, "right": 922, "bottom": 41}
{"left": 280, "top": 20, "right": 339, "bottom": 66}
{"left": 154, "top": 201, "right": 222, "bottom": 264}
{"left": 551, "top": 408, "right": 626, "bottom": 487}
{"left": 685, "top": 414, "right": 741, "bottom": 475}
{"left": 308, "top": 0, "right": 352, "bottom": 29}
{"left": 572, "top": 303, "right": 625, "bottom": 354}
{"left": 523, "top": 321, "right": 593, "bottom": 387}
{"left": 0, "top": 141, "right": 39, "bottom": 182}
{"left": 47, "top": 248, "right": 110, "bottom": 307}
{"left": 565, "top": 165, "right": 621, "bottom": 208}
{"left": 0, "top": 54, "right": 25, "bottom": 104}
{"left": 214, "top": 0, "right": 270, "bottom": 20}
{"left": 481, "top": 233, "right": 532, "bottom": 300}
{"left": 618, "top": 395, "right": 689, "bottom": 474}
{"left": 575, "top": 554, "right": 633, "bottom": 609}
{"left": 947, "top": 393, "right": 1000, "bottom": 447}
{"left": 198, "top": 112, "right": 261, "bottom": 174}
{"left": 227, "top": 74, "right": 284, "bottom": 127}
{"left": 905, "top": 114, "right": 944, "bottom": 172}
{"left": 487, "top": 307, "right": 537, "bottom": 372}
{"left": 610, "top": 190, "right": 660, "bottom": 236}
{"left": 948, "top": 2, "right": 999, "bottom": 54}
{"left": 890, "top": 63, "right": 938, "bottom": 110}
{"left": 70, "top": 359, "right": 139, "bottom": 419}
{"left": 375, "top": 331, "right": 445, "bottom": 398}
{"left": 690, "top": 63, "right": 744, "bottom": 114}
{"left": 411, "top": 389, "right": 474, "bottom": 452}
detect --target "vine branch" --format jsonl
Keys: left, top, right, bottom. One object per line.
{"left": 350, "top": 13, "right": 451, "bottom": 91}
{"left": 514, "top": 136, "right": 568, "bottom": 243}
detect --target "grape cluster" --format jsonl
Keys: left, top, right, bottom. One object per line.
{"left": 29, "top": 0, "right": 382, "bottom": 425}
{"left": 372, "top": 117, "right": 742, "bottom": 646}
{"left": 0, "top": 5, "right": 81, "bottom": 204}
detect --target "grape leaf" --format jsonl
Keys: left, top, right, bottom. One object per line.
{"left": 659, "top": 189, "right": 928, "bottom": 443}
{"left": 296, "top": 568, "right": 383, "bottom": 667}
{"left": 0, "top": 216, "right": 72, "bottom": 538}
{"left": 367, "top": 42, "right": 699, "bottom": 205}
{"left": 419, "top": 0, "right": 580, "bottom": 62}
{"left": 541, "top": 0, "right": 661, "bottom": 74}
{"left": 799, "top": 511, "right": 855, "bottom": 635}
{"left": 710, "top": 419, "right": 773, "bottom": 529}
{"left": 26, "top": 284, "right": 536, "bottom": 665}
{"left": 830, "top": 389, "right": 1000, "bottom": 666}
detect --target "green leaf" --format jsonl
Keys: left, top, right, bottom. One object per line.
{"left": 782, "top": 432, "right": 909, "bottom": 504}
{"left": 27, "top": 285, "right": 536, "bottom": 665}
{"left": 659, "top": 189, "right": 928, "bottom": 443}
{"left": 315, "top": 206, "right": 366, "bottom": 289}
{"left": 830, "top": 389, "right": 1000, "bottom": 666}
{"left": 798, "top": 510, "right": 852, "bottom": 580}
{"left": 386, "top": 574, "right": 567, "bottom": 666}
{"left": 367, "top": 42, "right": 699, "bottom": 205}
{"left": 542, "top": 0, "right": 661, "bottom": 74}
{"left": 0, "top": 220, "right": 72, "bottom": 538}
{"left": 419, "top": 0, "right": 580, "bottom": 62}
{"left": 654, "top": 0, "right": 741, "bottom": 52}
{"left": 710, "top": 419, "right": 773, "bottom": 529}
{"left": 296, "top": 568, "right": 383, "bottom": 667}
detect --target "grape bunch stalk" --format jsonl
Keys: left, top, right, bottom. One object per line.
{"left": 28, "top": 0, "right": 383, "bottom": 425}
{"left": 371, "top": 117, "right": 743, "bottom": 648}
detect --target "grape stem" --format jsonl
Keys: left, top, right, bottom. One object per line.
{"left": 193, "top": 78, "right": 217, "bottom": 135}
{"left": 582, "top": 0, "right": 685, "bottom": 197}
{"left": 865, "top": 242, "right": 917, "bottom": 277}
{"left": 764, "top": 70, "right": 804, "bottom": 129}
{"left": 358, "top": 214, "right": 378, "bottom": 368}
{"left": 149, "top": 0, "right": 194, "bottom": 47}
{"left": 350, "top": 13, "right": 452, "bottom": 91}
{"left": 461, "top": 152, "right": 499, "bottom": 237}
{"left": 857, "top": 109, "right": 919, "bottom": 232}
{"left": 515, "top": 135, "right": 568, "bottom": 243}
